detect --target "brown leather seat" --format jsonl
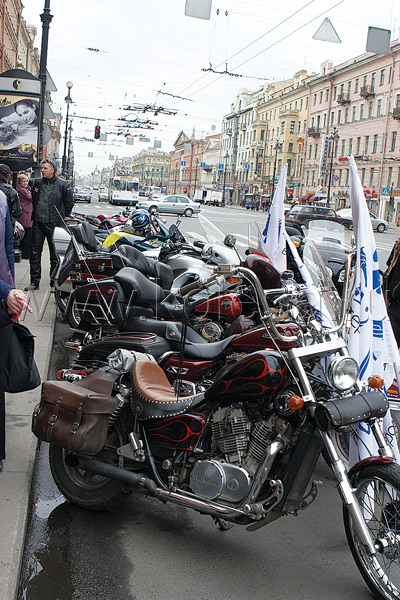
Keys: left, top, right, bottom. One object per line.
{"left": 132, "top": 360, "right": 204, "bottom": 421}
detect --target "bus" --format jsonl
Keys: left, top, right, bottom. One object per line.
{"left": 108, "top": 177, "right": 140, "bottom": 206}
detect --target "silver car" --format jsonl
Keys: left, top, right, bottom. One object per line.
{"left": 137, "top": 194, "right": 201, "bottom": 217}
{"left": 337, "top": 209, "right": 388, "bottom": 232}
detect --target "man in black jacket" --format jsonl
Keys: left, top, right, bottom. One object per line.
{"left": 386, "top": 238, "right": 400, "bottom": 347}
{"left": 25, "top": 159, "right": 74, "bottom": 291}
{"left": 0, "top": 164, "right": 22, "bottom": 224}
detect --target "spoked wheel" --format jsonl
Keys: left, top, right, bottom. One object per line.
{"left": 65, "top": 298, "right": 83, "bottom": 329}
{"left": 54, "top": 290, "right": 70, "bottom": 314}
{"left": 49, "top": 424, "right": 132, "bottom": 510}
{"left": 344, "top": 462, "right": 400, "bottom": 599}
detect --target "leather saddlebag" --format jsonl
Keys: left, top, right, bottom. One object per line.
{"left": 32, "top": 370, "right": 118, "bottom": 454}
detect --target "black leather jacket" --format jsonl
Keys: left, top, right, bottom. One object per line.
{"left": 31, "top": 177, "right": 74, "bottom": 226}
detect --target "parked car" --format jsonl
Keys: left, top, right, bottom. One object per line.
{"left": 285, "top": 205, "right": 353, "bottom": 230}
{"left": 74, "top": 187, "right": 91, "bottom": 203}
{"left": 137, "top": 194, "right": 201, "bottom": 217}
{"left": 336, "top": 208, "right": 388, "bottom": 232}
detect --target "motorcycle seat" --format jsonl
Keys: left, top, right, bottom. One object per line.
{"left": 183, "top": 334, "right": 236, "bottom": 360}
{"left": 131, "top": 360, "right": 204, "bottom": 421}
{"left": 111, "top": 245, "right": 173, "bottom": 290}
{"left": 115, "top": 267, "right": 167, "bottom": 306}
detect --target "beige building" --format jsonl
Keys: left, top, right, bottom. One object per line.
{"left": 131, "top": 148, "right": 170, "bottom": 189}
{"left": 17, "top": 22, "right": 40, "bottom": 74}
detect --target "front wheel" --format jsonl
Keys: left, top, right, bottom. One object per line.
{"left": 49, "top": 425, "right": 132, "bottom": 511}
{"left": 184, "top": 208, "right": 193, "bottom": 217}
{"left": 344, "top": 462, "right": 400, "bottom": 599}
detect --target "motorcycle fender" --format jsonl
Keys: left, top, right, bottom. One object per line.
{"left": 348, "top": 456, "right": 395, "bottom": 478}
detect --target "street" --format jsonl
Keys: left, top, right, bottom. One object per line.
{"left": 18, "top": 202, "right": 389, "bottom": 600}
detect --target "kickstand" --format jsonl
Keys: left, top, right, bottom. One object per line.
{"left": 212, "top": 516, "right": 234, "bottom": 531}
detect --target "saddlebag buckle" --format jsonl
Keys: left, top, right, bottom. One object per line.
{"left": 314, "top": 391, "right": 388, "bottom": 431}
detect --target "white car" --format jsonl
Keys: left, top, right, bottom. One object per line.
{"left": 137, "top": 194, "right": 201, "bottom": 217}
{"left": 337, "top": 209, "right": 388, "bottom": 232}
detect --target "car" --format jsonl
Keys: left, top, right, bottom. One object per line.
{"left": 336, "top": 208, "right": 388, "bottom": 232}
{"left": 285, "top": 205, "right": 353, "bottom": 230}
{"left": 74, "top": 187, "right": 91, "bottom": 203}
{"left": 98, "top": 188, "right": 108, "bottom": 202}
{"left": 137, "top": 194, "right": 201, "bottom": 217}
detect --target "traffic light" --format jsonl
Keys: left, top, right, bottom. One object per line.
{"left": 94, "top": 125, "right": 101, "bottom": 139}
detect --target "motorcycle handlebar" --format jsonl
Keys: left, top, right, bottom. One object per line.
{"left": 179, "top": 275, "right": 220, "bottom": 296}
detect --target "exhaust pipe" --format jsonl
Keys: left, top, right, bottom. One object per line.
{"left": 75, "top": 456, "right": 246, "bottom": 519}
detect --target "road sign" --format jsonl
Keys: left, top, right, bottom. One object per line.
{"left": 181, "top": 161, "right": 186, "bottom": 166}
{"left": 218, "top": 163, "right": 224, "bottom": 170}
{"left": 245, "top": 163, "right": 250, "bottom": 170}
{"left": 382, "top": 187, "right": 389, "bottom": 195}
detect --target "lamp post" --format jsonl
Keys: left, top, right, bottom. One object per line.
{"left": 174, "top": 163, "right": 178, "bottom": 193}
{"left": 193, "top": 158, "right": 199, "bottom": 197}
{"left": 327, "top": 127, "right": 340, "bottom": 207}
{"left": 62, "top": 81, "right": 73, "bottom": 179}
{"left": 222, "top": 152, "right": 229, "bottom": 205}
{"left": 271, "top": 140, "right": 282, "bottom": 200}
{"left": 66, "top": 120, "right": 73, "bottom": 182}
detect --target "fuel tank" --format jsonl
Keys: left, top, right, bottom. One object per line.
{"left": 193, "top": 293, "right": 242, "bottom": 322}
{"left": 231, "top": 323, "right": 300, "bottom": 351}
{"left": 205, "top": 350, "right": 288, "bottom": 402}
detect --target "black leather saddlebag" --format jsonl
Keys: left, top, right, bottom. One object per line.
{"left": 314, "top": 391, "right": 389, "bottom": 431}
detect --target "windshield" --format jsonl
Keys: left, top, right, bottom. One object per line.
{"left": 305, "top": 219, "right": 353, "bottom": 251}
{"left": 127, "top": 181, "right": 139, "bottom": 192}
{"left": 197, "top": 213, "right": 225, "bottom": 245}
{"left": 302, "top": 238, "right": 342, "bottom": 326}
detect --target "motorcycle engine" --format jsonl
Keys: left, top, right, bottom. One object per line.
{"left": 191, "top": 316, "right": 224, "bottom": 342}
{"left": 189, "top": 405, "right": 289, "bottom": 503}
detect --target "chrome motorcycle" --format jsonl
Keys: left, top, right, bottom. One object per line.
{"left": 35, "top": 242, "right": 400, "bottom": 600}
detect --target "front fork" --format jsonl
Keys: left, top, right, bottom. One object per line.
{"left": 321, "top": 422, "right": 394, "bottom": 557}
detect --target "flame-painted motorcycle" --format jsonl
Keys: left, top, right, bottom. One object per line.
{"left": 34, "top": 241, "right": 400, "bottom": 600}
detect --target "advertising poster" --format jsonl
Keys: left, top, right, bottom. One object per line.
{"left": 0, "top": 95, "right": 39, "bottom": 169}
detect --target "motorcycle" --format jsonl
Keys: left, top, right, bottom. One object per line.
{"left": 33, "top": 240, "right": 400, "bottom": 600}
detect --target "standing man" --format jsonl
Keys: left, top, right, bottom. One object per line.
{"left": 25, "top": 159, "right": 73, "bottom": 291}
{"left": 0, "top": 164, "right": 22, "bottom": 224}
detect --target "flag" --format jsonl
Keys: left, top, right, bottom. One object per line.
{"left": 259, "top": 164, "right": 287, "bottom": 273}
{"left": 346, "top": 155, "right": 400, "bottom": 464}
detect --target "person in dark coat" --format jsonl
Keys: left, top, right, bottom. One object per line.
{"left": 0, "top": 189, "right": 31, "bottom": 471}
{"left": 25, "top": 159, "right": 74, "bottom": 292}
{"left": 16, "top": 172, "right": 33, "bottom": 259}
{"left": 0, "top": 163, "right": 22, "bottom": 224}
{"left": 386, "top": 238, "right": 400, "bottom": 347}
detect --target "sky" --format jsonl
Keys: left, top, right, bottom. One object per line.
{"left": 21, "top": 0, "right": 400, "bottom": 176}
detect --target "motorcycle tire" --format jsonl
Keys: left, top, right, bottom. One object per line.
{"left": 54, "top": 290, "right": 69, "bottom": 314}
{"left": 49, "top": 423, "right": 132, "bottom": 511}
{"left": 343, "top": 462, "right": 400, "bottom": 600}
{"left": 66, "top": 298, "right": 82, "bottom": 330}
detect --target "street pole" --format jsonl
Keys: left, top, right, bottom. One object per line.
{"left": 61, "top": 81, "right": 73, "bottom": 179}
{"left": 174, "top": 165, "right": 178, "bottom": 193}
{"left": 193, "top": 158, "right": 199, "bottom": 198}
{"left": 37, "top": 0, "right": 53, "bottom": 172}
{"left": 327, "top": 127, "right": 339, "bottom": 207}
{"left": 271, "top": 140, "right": 281, "bottom": 200}
{"left": 222, "top": 153, "right": 228, "bottom": 205}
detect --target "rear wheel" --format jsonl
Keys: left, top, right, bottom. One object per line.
{"left": 66, "top": 298, "right": 82, "bottom": 329}
{"left": 344, "top": 462, "right": 400, "bottom": 599}
{"left": 184, "top": 208, "right": 193, "bottom": 217}
{"left": 54, "top": 290, "right": 69, "bottom": 314}
{"left": 49, "top": 424, "right": 132, "bottom": 510}
{"left": 377, "top": 223, "right": 386, "bottom": 233}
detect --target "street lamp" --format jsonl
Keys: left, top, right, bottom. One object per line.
{"left": 66, "top": 120, "right": 73, "bottom": 181}
{"left": 271, "top": 140, "right": 282, "bottom": 200}
{"left": 222, "top": 152, "right": 229, "bottom": 205}
{"left": 327, "top": 127, "right": 340, "bottom": 207}
{"left": 174, "top": 163, "right": 178, "bottom": 193}
{"left": 61, "top": 81, "right": 73, "bottom": 179}
{"left": 193, "top": 158, "right": 199, "bottom": 197}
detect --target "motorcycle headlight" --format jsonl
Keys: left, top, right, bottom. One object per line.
{"left": 328, "top": 356, "right": 359, "bottom": 391}
{"left": 338, "top": 268, "right": 345, "bottom": 283}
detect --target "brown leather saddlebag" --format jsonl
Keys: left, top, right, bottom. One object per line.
{"left": 32, "top": 369, "right": 118, "bottom": 454}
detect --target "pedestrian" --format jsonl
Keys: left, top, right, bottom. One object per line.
{"left": 385, "top": 238, "right": 400, "bottom": 347}
{"left": 16, "top": 172, "right": 32, "bottom": 259}
{"left": 0, "top": 189, "right": 31, "bottom": 471}
{"left": 0, "top": 164, "right": 22, "bottom": 224}
{"left": 25, "top": 159, "right": 74, "bottom": 292}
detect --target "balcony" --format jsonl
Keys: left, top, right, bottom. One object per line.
{"left": 360, "top": 85, "right": 375, "bottom": 98}
{"left": 337, "top": 92, "right": 351, "bottom": 105}
{"left": 393, "top": 107, "right": 400, "bottom": 121}
{"left": 202, "top": 164, "right": 212, "bottom": 172}
{"left": 279, "top": 108, "right": 299, "bottom": 118}
{"left": 307, "top": 127, "right": 321, "bottom": 138}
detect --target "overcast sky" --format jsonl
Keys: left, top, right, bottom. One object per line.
{"left": 22, "top": 0, "right": 400, "bottom": 176}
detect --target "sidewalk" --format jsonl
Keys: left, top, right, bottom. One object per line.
{"left": 0, "top": 246, "right": 56, "bottom": 600}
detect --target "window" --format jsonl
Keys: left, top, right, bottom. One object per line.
{"left": 360, "top": 104, "right": 364, "bottom": 119}
{"left": 348, "top": 81, "right": 352, "bottom": 93}
{"left": 314, "top": 144, "right": 318, "bottom": 159}
{"left": 340, "top": 83, "right": 344, "bottom": 95}
{"left": 348, "top": 138, "right": 353, "bottom": 154}
{"left": 345, "top": 108, "right": 349, "bottom": 122}
{"left": 331, "top": 111, "right": 335, "bottom": 125}
{"left": 364, "top": 136, "right": 369, "bottom": 153}
{"left": 380, "top": 69, "right": 385, "bottom": 86}
{"left": 281, "top": 121, "right": 285, "bottom": 134}
{"left": 369, "top": 101, "right": 374, "bottom": 117}
{"left": 308, "top": 144, "right": 312, "bottom": 159}
{"left": 325, "top": 88, "right": 329, "bottom": 101}
{"left": 352, "top": 106, "right": 357, "bottom": 121}
{"left": 373, "top": 134, "right": 378, "bottom": 153}
{"left": 313, "top": 94, "right": 317, "bottom": 105}
{"left": 363, "top": 75, "right": 368, "bottom": 87}
{"left": 369, "top": 168, "right": 375, "bottom": 186}
{"left": 341, "top": 139, "right": 345, "bottom": 155}
{"left": 300, "top": 99, "right": 303, "bottom": 110}
{"left": 333, "top": 87, "right": 337, "bottom": 100}
{"left": 388, "top": 166, "right": 393, "bottom": 188}
{"left": 371, "top": 72, "right": 376, "bottom": 89}
{"left": 355, "top": 78, "right": 359, "bottom": 93}
{"left": 377, "top": 99, "right": 382, "bottom": 116}
{"left": 338, "top": 109, "right": 342, "bottom": 124}
{"left": 356, "top": 137, "right": 361, "bottom": 154}
{"left": 345, "top": 170, "right": 349, "bottom": 186}
{"left": 288, "top": 142, "right": 293, "bottom": 152}
{"left": 391, "top": 131, "right": 397, "bottom": 152}
{"left": 260, "top": 129, "right": 265, "bottom": 140}
{"left": 361, "top": 168, "right": 366, "bottom": 185}
{"left": 323, "top": 113, "right": 327, "bottom": 127}
{"left": 290, "top": 121, "right": 295, "bottom": 133}
{"left": 319, "top": 91, "right": 323, "bottom": 103}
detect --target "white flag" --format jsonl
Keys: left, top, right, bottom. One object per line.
{"left": 346, "top": 155, "right": 400, "bottom": 464}
{"left": 259, "top": 164, "right": 287, "bottom": 273}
